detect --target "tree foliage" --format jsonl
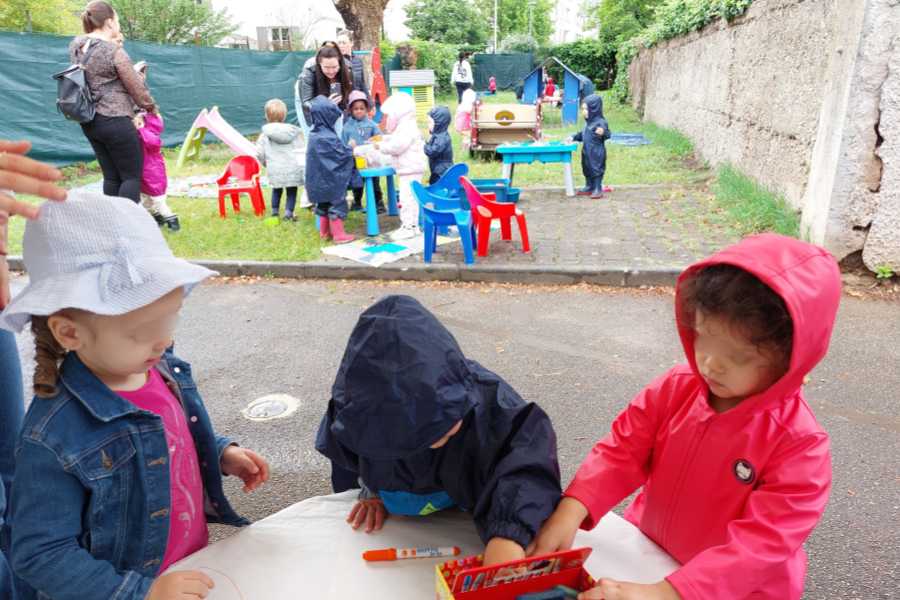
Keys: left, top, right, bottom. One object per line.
{"left": 547, "top": 38, "right": 618, "bottom": 90}
{"left": 108, "top": 0, "right": 235, "bottom": 45}
{"left": 594, "top": 0, "right": 666, "bottom": 46}
{"left": 0, "top": 0, "right": 80, "bottom": 34}
{"left": 498, "top": 34, "right": 538, "bottom": 54}
{"left": 405, "top": 0, "right": 488, "bottom": 46}
{"left": 474, "top": 0, "right": 554, "bottom": 47}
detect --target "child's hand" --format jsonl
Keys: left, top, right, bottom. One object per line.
{"left": 349, "top": 139, "right": 357, "bottom": 148}
{"left": 329, "top": 93, "right": 342, "bottom": 105}
{"left": 145, "top": 570, "right": 214, "bottom": 600}
{"left": 578, "top": 579, "right": 681, "bottom": 600}
{"left": 347, "top": 498, "right": 387, "bottom": 533}
{"left": 133, "top": 115, "right": 145, "bottom": 129}
{"left": 483, "top": 537, "right": 525, "bottom": 566}
{"left": 565, "top": 136, "right": 574, "bottom": 143}
{"left": 220, "top": 446, "right": 269, "bottom": 492}
{"left": 595, "top": 127, "right": 605, "bottom": 137}
{"left": 526, "top": 497, "right": 587, "bottom": 556}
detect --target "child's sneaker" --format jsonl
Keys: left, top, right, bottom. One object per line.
{"left": 150, "top": 212, "right": 165, "bottom": 226}
{"left": 164, "top": 215, "right": 180, "bottom": 232}
{"left": 389, "top": 225, "right": 420, "bottom": 241}
{"left": 283, "top": 213, "right": 297, "bottom": 222}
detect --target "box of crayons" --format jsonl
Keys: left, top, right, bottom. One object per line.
{"left": 435, "top": 547, "right": 595, "bottom": 599}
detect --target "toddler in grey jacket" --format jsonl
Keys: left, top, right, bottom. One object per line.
{"left": 257, "top": 99, "right": 306, "bottom": 221}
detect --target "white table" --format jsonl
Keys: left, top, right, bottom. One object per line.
{"left": 167, "top": 491, "right": 679, "bottom": 599}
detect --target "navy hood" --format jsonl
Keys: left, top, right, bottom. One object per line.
{"left": 328, "top": 295, "right": 478, "bottom": 461}
{"left": 310, "top": 95, "right": 342, "bottom": 131}
{"left": 584, "top": 94, "right": 605, "bottom": 122}
{"left": 428, "top": 106, "right": 451, "bottom": 135}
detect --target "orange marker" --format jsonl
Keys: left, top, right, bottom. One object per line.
{"left": 363, "top": 545, "right": 461, "bottom": 561}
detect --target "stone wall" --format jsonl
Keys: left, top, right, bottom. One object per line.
{"left": 628, "top": 0, "right": 900, "bottom": 271}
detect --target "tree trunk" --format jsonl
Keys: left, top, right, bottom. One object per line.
{"left": 333, "top": 0, "right": 388, "bottom": 52}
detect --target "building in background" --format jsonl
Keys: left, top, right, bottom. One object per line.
{"left": 551, "top": 0, "right": 599, "bottom": 45}
{"left": 210, "top": 0, "right": 345, "bottom": 50}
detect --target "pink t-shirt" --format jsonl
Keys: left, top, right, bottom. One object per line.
{"left": 118, "top": 369, "right": 209, "bottom": 571}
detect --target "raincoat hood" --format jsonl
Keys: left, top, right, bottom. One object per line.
{"left": 675, "top": 233, "right": 841, "bottom": 413}
{"left": 584, "top": 94, "right": 605, "bottom": 123}
{"left": 459, "top": 88, "right": 477, "bottom": 112}
{"left": 328, "top": 295, "right": 478, "bottom": 461}
{"left": 381, "top": 92, "right": 417, "bottom": 123}
{"left": 428, "top": 106, "right": 451, "bottom": 134}
{"left": 261, "top": 122, "right": 301, "bottom": 144}
{"left": 310, "top": 95, "right": 342, "bottom": 131}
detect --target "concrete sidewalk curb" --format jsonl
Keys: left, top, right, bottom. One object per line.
{"left": 7, "top": 256, "right": 681, "bottom": 287}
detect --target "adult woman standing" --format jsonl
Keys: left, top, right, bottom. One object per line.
{"left": 70, "top": 1, "right": 155, "bottom": 203}
{"left": 297, "top": 45, "right": 354, "bottom": 127}
{"left": 336, "top": 30, "right": 369, "bottom": 100}
{"left": 451, "top": 51, "right": 474, "bottom": 102}
{"left": 0, "top": 138, "right": 67, "bottom": 600}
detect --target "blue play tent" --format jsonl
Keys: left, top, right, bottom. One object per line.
{"left": 522, "top": 58, "right": 590, "bottom": 125}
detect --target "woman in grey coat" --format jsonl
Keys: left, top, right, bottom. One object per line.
{"left": 257, "top": 99, "right": 306, "bottom": 220}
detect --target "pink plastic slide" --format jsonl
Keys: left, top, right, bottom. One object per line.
{"left": 193, "top": 107, "right": 256, "bottom": 156}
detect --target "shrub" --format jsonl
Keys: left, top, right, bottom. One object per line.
{"left": 500, "top": 34, "right": 539, "bottom": 54}
{"left": 548, "top": 38, "right": 618, "bottom": 90}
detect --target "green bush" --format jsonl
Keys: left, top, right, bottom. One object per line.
{"left": 499, "top": 34, "right": 539, "bottom": 54}
{"left": 548, "top": 38, "right": 618, "bottom": 90}
{"left": 613, "top": 0, "right": 754, "bottom": 103}
{"left": 389, "top": 39, "right": 460, "bottom": 94}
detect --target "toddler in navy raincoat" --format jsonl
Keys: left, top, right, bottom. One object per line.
{"left": 305, "top": 95, "right": 355, "bottom": 243}
{"left": 424, "top": 106, "right": 454, "bottom": 184}
{"left": 316, "top": 295, "right": 562, "bottom": 566}
{"left": 571, "top": 94, "right": 611, "bottom": 198}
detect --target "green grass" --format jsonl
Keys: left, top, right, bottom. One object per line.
{"left": 713, "top": 165, "right": 800, "bottom": 237}
{"left": 437, "top": 91, "right": 707, "bottom": 187}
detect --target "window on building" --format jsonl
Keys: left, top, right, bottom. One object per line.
{"left": 271, "top": 27, "right": 291, "bottom": 51}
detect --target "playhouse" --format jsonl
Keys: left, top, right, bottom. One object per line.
{"left": 522, "top": 58, "right": 592, "bottom": 126}
{"left": 389, "top": 69, "right": 435, "bottom": 126}
{"left": 470, "top": 101, "right": 542, "bottom": 155}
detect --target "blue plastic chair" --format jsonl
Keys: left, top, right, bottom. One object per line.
{"left": 426, "top": 163, "right": 470, "bottom": 204}
{"left": 411, "top": 181, "right": 475, "bottom": 265}
{"left": 426, "top": 164, "right": 519, "bottom": 203}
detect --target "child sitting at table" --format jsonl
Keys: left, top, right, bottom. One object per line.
{"left": 341, "top": 90, "right": 384, "bottom": 214}
{"left": 1, "top": 192, "right": 269, "bottom": 600}
{"left": 424, "top": 106, "right": 453, "bottom": 184}
{"left": 257, "top": 98, "right": 306, "bottom": 221}
{"left": 306, "top": 96, "right": 355, "bottom": 243}
{"left": 568, "top": 94, "right": 610, "bottom": 199}
{"left": 316, "top": 295, "right": 562, "bottom": 567}
{"left": 529, "top": 234, "right": 841, "bottom": 600}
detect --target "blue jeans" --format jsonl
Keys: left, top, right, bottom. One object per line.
{"left": 0, "top": 330, "right": 24, "bottom": 599}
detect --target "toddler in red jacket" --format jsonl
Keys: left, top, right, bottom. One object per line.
{"left": 530, "top": 234, "right": 841, "bottom": 600}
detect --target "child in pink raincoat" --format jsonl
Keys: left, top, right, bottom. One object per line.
{"left": 530, "top": 234, "right": 841, "bottom": 600}
{"left": 133, "top": 61, "right": 179, "bottom": 231}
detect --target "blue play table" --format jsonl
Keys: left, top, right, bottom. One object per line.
{"left": 358, "top": 166, "right": 400, "bottom": 236}
{"left": 496, "top": 142, "right": 578, "bottom": 197}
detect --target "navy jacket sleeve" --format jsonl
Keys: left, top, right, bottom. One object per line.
{"left": 471, "top": 402, "right": 562, "bottom": 548}
{"left": 424, "top": 133, "right": 451, "bottom": 159}
{"left": 572, "top": 131, "right": 583, "bottom": 142}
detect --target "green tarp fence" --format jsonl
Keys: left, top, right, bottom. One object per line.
{"left": 471, "top": 53, "right": 534, "bottom": 91}
{"left": 0, "top": 31, "right": 314, "bottom": 165}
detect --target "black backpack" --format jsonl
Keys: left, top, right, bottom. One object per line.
{"left": 52, "top": 41, "right": 100, "bottom": 123}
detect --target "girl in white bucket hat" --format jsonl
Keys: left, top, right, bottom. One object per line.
{"left": 0, "top": 191, "right": 269, "bottom": 600}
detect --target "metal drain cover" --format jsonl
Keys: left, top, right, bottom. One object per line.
{"left": 242, "top": 394, "right": 300, "bottom": 422}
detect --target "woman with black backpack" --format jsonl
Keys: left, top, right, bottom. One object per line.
{"left": 69, "top": 1, "right": 155, "bottom": 203}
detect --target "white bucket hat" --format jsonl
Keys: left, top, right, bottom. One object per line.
{"left": 0, "top": 191, "right": 217, "bottom": 333}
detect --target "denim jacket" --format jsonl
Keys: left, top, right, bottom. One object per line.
{"left": 8, "top": 351, "right": 248, "bottom": 600}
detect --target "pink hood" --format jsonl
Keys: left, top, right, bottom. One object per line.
{"left": 566, "top": 234, "right": 841, "bottom": 600}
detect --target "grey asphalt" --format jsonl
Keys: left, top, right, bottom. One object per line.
{"left": 9, "top": 278, "right": 899, "bottom": 598}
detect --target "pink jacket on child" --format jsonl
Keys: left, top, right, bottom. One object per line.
{"left": 566, "top": 234, "right": 841, "bottom": 599}
{"left": 377, "top": 93, "right": 426, "bottom": 176}
{"left": 137, "top": 112, "right": 167, "bottom": 196}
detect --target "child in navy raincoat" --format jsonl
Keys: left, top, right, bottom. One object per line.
{"left": 570, "top": 94, "right": 611, "bottom": 198}
{"left": 424, "top": 106, "right": 453, "bottom": 184}
{"left": 305, "top": 96, "right": 355, "bottom": 243}
{"left": 316, "top": 295, "right": 562, "bottom": 567}
{"left": 341, "top": 91, "right": 384, "bottom": 214}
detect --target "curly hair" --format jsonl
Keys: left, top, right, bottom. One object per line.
{"left": 678, "top": 264, "right": 794, "bottom": 366}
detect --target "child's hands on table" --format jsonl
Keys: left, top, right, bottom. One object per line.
{"left": 526, "top": 497, "right": 587, "bottom": 556}
{"left": 220, "top": 446, "right": 269, "bottom": 492}
{"left": 578, "top": 579, "right": 681, "bottom": 600}
{"left": 347, "top": 498, "right": 387, "bottom": 532}
{"left": 145, "top": 570, "right": 214, "bottom": 600}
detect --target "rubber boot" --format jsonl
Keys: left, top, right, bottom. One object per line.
{"left": 329, "top": 218, "right": 355, "bottom": 244}
{"left": 591, "top": 179, "right": 605, "bottom": 199}
{"left": 318, "top": 216, "right": 332, "bottom": 241}
{"left": 164, "top": 215, "right": 181, "bottom": 232}
{"left": 577, "top": 177, "right": 594, "bottom": 196}
{"left": 151, "top": 212, "right": 165, "bottom": 226}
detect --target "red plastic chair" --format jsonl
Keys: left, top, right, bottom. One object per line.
{"left": 460, "top": 176, "right": 530, "bottom": 257}
{"left": 216, "top": 155, "right": 265, "bottom": 218}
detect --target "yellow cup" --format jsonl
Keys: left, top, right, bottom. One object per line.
{"left": 355, "top": 156, "right": 368, "bottom": 169}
